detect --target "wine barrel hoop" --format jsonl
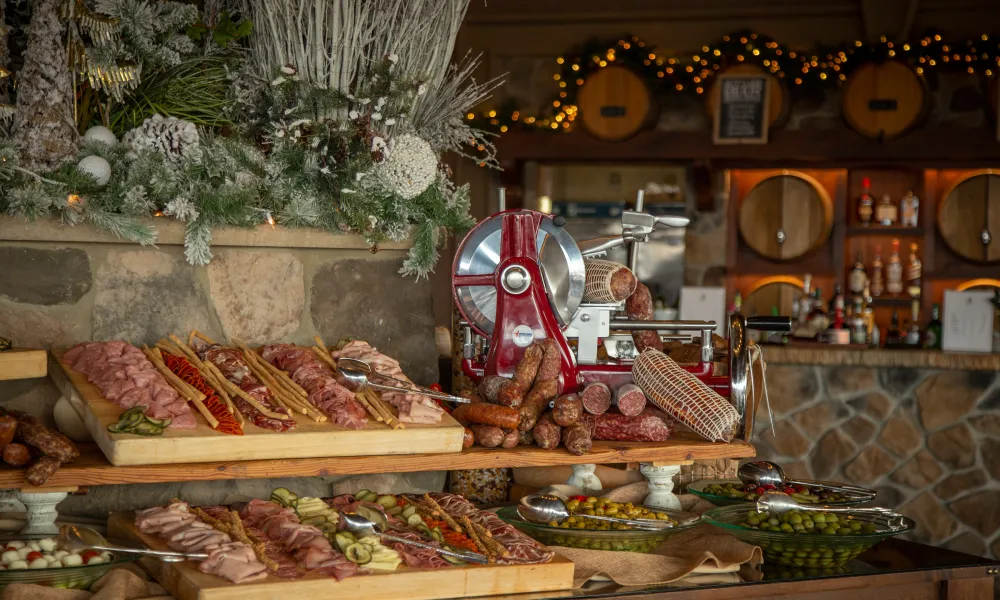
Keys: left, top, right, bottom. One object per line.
{"left": 938, "top": 171, "right": 1000, "bottom": 263}
{"left": 707, "top": 64, "right": 790, "bottom": 128}
{"left": 738, "top": 172, "right": 833, "bottom": 261}
{"left": 576, "top": 66, "right": 656, "bottom": 142}
{"left": 842, "top": 61, "right": 928, "bottom": 140}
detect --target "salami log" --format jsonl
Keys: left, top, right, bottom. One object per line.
{"left": 592, "top": 410, "right": 674, "bottom": 442}
{"left": 15, "top": 420, "right": 78, "bottom": 463}
{"left": 462, "top": 427, "right": 475, "bottom": 449}
{"left": 533, "top": 339, "right": 562, "bottom": 384}
{"left": 625, "top": 283, "right": 663, "bottom": 353}
{"left": 500, "top": 428, "right": 520, "bottom": 449}
{"left": 518, "top": 379, "right": 561, "bottom": 431}
{"left": 518, "top": 429, "right": 535, "bottom": 445}
{"left": 0, "top": 416, "right": 16, "bottom": 449}
{"left": 532, "top": 412, "right": 561, "bottom": 450}
{"left": 2, "top": 443, "right": 30, "bottom": 467}
{"left": 580, "top": 382, "right": 612, "bottom": 415}
{"left": 478, "top": 376, "right": 523, "bottom": 408}
{"left": 470, "top": 424, "right": 505, "bottom": 448}
{"left": 26, "top": 456, "right": 61, "bottom": 487}
{"left": 551, "top": 394, "right": 583, "bottom": 427}
{"left": 562, "top": 417, "right": 593, "bottom": 456}
{"left": 461, "top": 403, "right": 521, "bottom": 430}
{"left": 614, "top": 384, "right": 647, "bottom": 417}
{"left": 511, "top": 344, "right": 544, "bottom": 392}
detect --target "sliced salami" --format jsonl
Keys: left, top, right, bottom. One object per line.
{"left": 580, "top": 382, "right": 612, "bottom": 415}
{"left": 614, "top": 383, "right": 647, "bottom": 417}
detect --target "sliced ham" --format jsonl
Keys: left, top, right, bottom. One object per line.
{"left": 63, "top": 342, "right": 196, "bottom": 429}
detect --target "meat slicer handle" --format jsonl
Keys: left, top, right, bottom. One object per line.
{"left": 746, "top": 316, "right": 792, "bottom": 332}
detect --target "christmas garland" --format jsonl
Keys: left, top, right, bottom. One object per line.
{"left": 469, "top": 29, "right": 1000, "bottom": 133}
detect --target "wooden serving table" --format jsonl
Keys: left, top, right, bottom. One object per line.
{"left": 461, "top": 540, "right": 998, "bottom": 600}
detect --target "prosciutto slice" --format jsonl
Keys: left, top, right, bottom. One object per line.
{"left": 199, "top": 345, "right": 296, "bottom": 432}
{"left": 260, "top": 345, "right": 367, "bottom": 430}
{"left": 332, "top": 340, "right": 445, "bottom": 424}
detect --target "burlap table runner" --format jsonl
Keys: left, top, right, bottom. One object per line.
{"left": 542, "top": 481, "right": 762, "bottom": 588}
{"left": 2, "top": 565, "right": 171, "bottom": 600}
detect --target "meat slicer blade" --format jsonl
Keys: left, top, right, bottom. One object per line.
{"left": 454, "top": 213, "right": 585, "bottom": 335}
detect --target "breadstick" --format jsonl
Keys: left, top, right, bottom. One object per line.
{"left": 471, "top": 521, "right": 509, "bottom": 558}
{"left": 164, "top": 338, "right": 239, "bottom": 419}
{"left": 312, "top": 346, "right": 338, "bottom": 371}
{"left": 204, "top": 361, "right": 290, "bottom": 420}
{"left": 191, "top": 330, "right": 218, "bottom": 345}
{"left": 354, "top": 391, "right": 384, "bottom": 423}
{"left": 460, "top": 516, "right": 491, "bottom": 561}
{"left": 142, "top": 347, "right": 219, "bottom": 429}
{"left": 257, "top": 358, "right": 309, "bottom": 398}
{"left": 367, "top": 390, "right": 402, "bottom": 429}
{"left": 422, "top": 494, "right": 463, "bottom": 534}
{"left": 239, "top": 347, "right": 325, "bottom": 422}
{"left": 243, "top": 345, "right": 307, "bottom": 400}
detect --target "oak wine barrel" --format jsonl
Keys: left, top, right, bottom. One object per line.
{"left": 739, "top": 172, "right": 834, "bottom": 261}
{"left": 576, "top": 66, "right": 655, "bottom": 142}
{"left": 842, "top": 61, "right": 928, "bottom": 140}
{"left": 707, "top": 64, "right": 790, "bottom": 127}
{"left": 938, "top": 171, "right": 1000, "bottom": 263}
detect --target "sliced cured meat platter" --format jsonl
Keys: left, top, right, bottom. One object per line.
{"left": 52, "top": 348, "right": 465, "bottom": 466}
{"left": 107, "top": 512, "right": 574, "bottom": 600}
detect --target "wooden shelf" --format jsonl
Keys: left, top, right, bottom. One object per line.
{"left": 845, "top": 226, "right": 925, "bottom": 236}
{"left": 0, "top": 436, "right": 755, "bottom": 490}
{"left": 871, "top": 296, "right": 916, "bottom": 307}
{"left": 0, "top": 349, "right": 47, "bottom": 381}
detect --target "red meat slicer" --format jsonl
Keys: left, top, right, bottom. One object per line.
{"left": 452, "top": 189, "right": 790, "bottom": 440}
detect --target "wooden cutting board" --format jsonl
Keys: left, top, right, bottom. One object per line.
{"left": 108, "top": 513, "right": 575, "bottom": 600}
{"left": 53, "top": 349, "right": 465, "bottom": 466}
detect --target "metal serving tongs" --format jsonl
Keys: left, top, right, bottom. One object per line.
{"left": 337, "top": 357, "right": 472, "bottom": 404}
{"left": 59, "top": 525, "right": 207, "bottom": 563}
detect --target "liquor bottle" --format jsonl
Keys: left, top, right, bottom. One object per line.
{"left": 848, "top": 254, "right": 867, "bottom": 296}
{"left": 906, "top": 242, "right": 922, "bottom": 298}
{"left": 887, "top": 310, "right": 902, "bottom": 345}
{"left": 799, "top": 274, "right": 813, "bottom": 325}
{"left": 924, "top": 303, "right": 942, "bottom": 350}
{"left": 886, "top": 239, "right": 903, "bottom": 295}
{"left": 830, "top": 286, "right": 846, "bottom": 330}
{"left": 862, "top": 281, "right": 875, "bottom": 343}
{"left": 829, "top": 284, "right": 845, "bottom": 317}
{"left": 900, "top": 190, "right": 920, "bottom": 227}
{"left": 906, "top": 299, "right": 922, "bottom": 345}
{"left": 857, "top": 177, "right": 874, "bottom": 226}
{"left": 850, "top": 297, "right": 868, "bottom": 344}
{"left": 809, "top": 288, "right": 829, "bottom": 331}
{"left": 876, "top": 194, "right": 898, "bottom": 227}
{"left": 871, "top": 245, "right": 885, "bottom": 297}
{"left": 993, "top": 289, "right": 1000, "bottom": 353}
{"left": 791, "top": 292, "right": 801, "bottom": 325}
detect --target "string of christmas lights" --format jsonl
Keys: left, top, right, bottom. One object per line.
{"left": 468, "top": 30, "right": 1000, "bottom": 134}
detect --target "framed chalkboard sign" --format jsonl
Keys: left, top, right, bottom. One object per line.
{"left": 712, "top": 74, "right": 771, "bottom": 145}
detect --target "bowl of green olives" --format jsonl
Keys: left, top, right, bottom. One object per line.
{"left": 496, "top": 496, "right": 700, "bottom": 553}
{"left": 688, "top": 479, "right": 875, "bottom": 507}
{"left": 702, "top": 505, "right": 914, "bottom": 568}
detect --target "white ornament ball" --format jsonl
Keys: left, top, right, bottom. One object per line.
{"left": 377, "top": 134, "right": 438, "bottom": 200}
{"left": 77, "top": 155, "right": 112, "bottom": 187}
{"left": 83, "top": 125, "right": 118, "bottom": 146}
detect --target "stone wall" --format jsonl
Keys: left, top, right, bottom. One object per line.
{"left": 0, "top": 217, "right": 445, "bottom": 516}
{"left": 753, "top": 364, "right": 1000, "bottom": 558}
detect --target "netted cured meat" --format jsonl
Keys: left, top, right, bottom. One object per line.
{"left": 261, "top": 344, "right": 367, "bottom": 430}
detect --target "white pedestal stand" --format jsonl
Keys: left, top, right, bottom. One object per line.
{"left": 15, "top": 490, "right": 69, "bottom": 535}
{"left": 565, "top": 464, "right": 602, "bottom": 491}
{"left": 639, "top": 463, "right": 682, "bottom": 510}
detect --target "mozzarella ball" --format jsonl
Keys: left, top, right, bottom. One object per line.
{"left": 62, "top": 554, "right": 83, "bottom": 567}
{"left": 38, "top": 539, "right": 57, "bottom": 552}
{"left": 16, "top": 547, "right": 32, "bottom": 559}
{"left": 1, "top": 550, "right": 19, "bottom": 564}
{"left": 87, "top": 556, "right": 105, "bottom": 565}
{"left": 100, "top": 551, "right": 112, "bottom": 561}
{"left": 7, "top": 541, "right": 24, "bottom": 549}
{"left": 52, "top": 550, "right": 68, "bottom": 560}
{"left": 28, "top": 558, "right": 48, "bottom": 569}
{"left": 26, "top": 541, "right": 41, "bottom": 552}
{"left": 9, "top": 560, "right": 28, "bottom": 570}
{"left": 47, "top": 559, "right": 62, "bottom": 568}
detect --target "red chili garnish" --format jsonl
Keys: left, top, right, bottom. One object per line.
{"left": 162, "top": 352, "right": 244, "bottom": 435}
{"left": 429, "top": 383, "right": 443, "bottom": 392}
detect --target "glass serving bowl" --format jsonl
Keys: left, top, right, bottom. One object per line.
{"left": 688, "top": 479, "right": 875, "bottom": 507}
{"left": 496, "top": 505, "right": 700, "bottom": 553}
{"left": 702, "top": 505, "right": 914, "bottom": 568}
{"left": 0, "top": 534, "right": 136, "bottom": 591}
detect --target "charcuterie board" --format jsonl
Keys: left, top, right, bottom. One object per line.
{"left": 52, "top": 349, "right": 465, "bottom": 466}
{"left": 107, "top": 513, "right": 575, "bottom": 600}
